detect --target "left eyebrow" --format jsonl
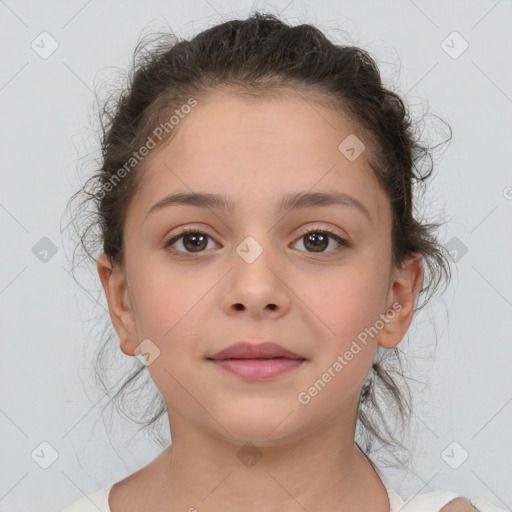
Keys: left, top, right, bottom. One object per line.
{"left": 144, "top": 190, "right": 373, "bottom": 225}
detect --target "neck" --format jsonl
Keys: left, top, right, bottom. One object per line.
{"left": 142, "top": 413, "right": 390, "bottom": 512}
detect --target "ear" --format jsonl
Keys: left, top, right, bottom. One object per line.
{"left": 378, "top": 253, "right": 423, "bottom": 349}
{"left": 96, "top": 252, "right": 139, "bottom": 356}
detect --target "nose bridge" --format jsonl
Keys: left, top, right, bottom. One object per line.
{"left": 233, "top": 232, "right": 279, "bottom": 286}
{"left": 222, "top": 230, "right": 290, "bottom": 316}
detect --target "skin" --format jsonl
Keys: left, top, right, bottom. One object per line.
{"left": 97, "top": 88, "right": 425, "bottom": 511}
{"left": 441, "top": 498, "right": 480, "bottom": 511}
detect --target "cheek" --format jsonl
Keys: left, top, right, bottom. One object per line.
{"left": 295, "top": 261, "right": 387, "bottom": 396}
{"left": 129, "top": 274, "right": 210, "bottom": 409}
{"left": 128, "top": 257, "right": 204, "bottom": 338}
{"left": 300, "top": 263, "right": 388, "bottom": 344}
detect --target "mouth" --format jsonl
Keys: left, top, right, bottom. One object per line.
{"left": 208, "top": 358, "right": 306, "bottom": 380}
{"left": 208, "top": 341, "right": 305, "bottom": 360}
{"left": 207, "top": 341, "right": 307, "bottom": 380}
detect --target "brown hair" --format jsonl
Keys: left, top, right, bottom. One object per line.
{"left": 65, "top": 11, "right": 452, "bottom": 467}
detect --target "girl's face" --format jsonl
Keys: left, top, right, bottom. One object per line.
{"left": 98, "top": 89, "right": 422, "bottom": 446}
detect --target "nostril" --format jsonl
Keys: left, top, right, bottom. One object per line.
{"left": 234, "top": 303, "right": 244, "bottom": 311}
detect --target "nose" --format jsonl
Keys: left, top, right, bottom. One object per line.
{"left": 221, "top": 241, "right": 291, "bottom": 320}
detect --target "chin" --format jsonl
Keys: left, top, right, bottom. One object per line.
{"left": 216, "top": 408, "right": 304, "bottom": 448}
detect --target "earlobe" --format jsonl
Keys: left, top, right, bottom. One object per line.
{"left": 378, "top": 253, "right": 423, "bottom": 349}
{"left": 96, "top": 253, "right": 138, "bottom": 356}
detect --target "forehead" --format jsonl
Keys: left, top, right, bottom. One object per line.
{"left": 131, "top": 89, "right": 390, "bottom": 226}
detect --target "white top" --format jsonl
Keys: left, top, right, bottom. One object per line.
{"left": 61, "top": 461, "right": 507, "bottom": 511}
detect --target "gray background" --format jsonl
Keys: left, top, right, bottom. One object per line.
{"left": 0, "top": 0, "right": 511, "bottom": 510}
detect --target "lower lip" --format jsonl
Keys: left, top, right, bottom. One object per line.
{"left": 209, "top": 358, "right": 306, "bottom": 380}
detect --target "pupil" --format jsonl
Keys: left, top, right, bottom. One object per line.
{"left": 185, "top": 233, "right": 206, "bottom": 251}
{"left": 306, "top": 233, "right": 327, "bottom": 252}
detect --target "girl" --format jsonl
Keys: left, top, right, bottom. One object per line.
{"left": 62, "top": 11, "right": 506, "bottom": 512}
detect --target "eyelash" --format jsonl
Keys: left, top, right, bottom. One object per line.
{"left": 163, "top": 226, "right": 350, "bottom": 258}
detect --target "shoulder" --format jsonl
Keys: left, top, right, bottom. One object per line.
{"left": 60, "top": 483, "right": 114, "bottom": 512}
{"left": 439, "top": 497, "right": 480, "bottom": 511}
{"left": 438, "top": 495, "right": 509, "bottom": 512}
{"left": 398, "top": 490, "right": 507, "bottom": 512}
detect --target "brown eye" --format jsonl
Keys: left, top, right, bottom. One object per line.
{"left": 293, "top": 229, "right": 349, "bottom": 255}
{"left": 303, "top": 232, "right": 329, "bottom": 252}
{"left": 165, "top": 229, "right": 217, "bottom": 254}
{"left": 181, "top": 232, "right": 208, "bottom": 252}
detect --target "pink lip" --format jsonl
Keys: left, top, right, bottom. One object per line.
{"left": 210, "top": 358, "right": 305, "bottom": 380}
{"left": 209, "top": 341, "right": 304, "bottom": 360}
{"left": 207, "top": 341, "right": 306, "bottom": 380}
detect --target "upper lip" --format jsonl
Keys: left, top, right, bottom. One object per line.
{"left": 208, "top": 341, "right": 305, "bottom": 360}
